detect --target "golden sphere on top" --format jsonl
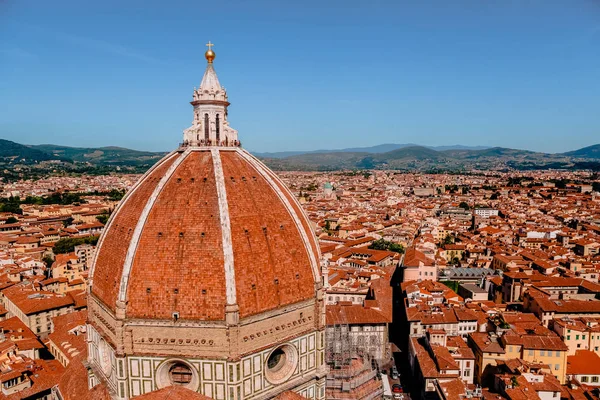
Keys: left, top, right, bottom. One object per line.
{"left": 205, "top": 49, "right": 215, "bottom": 63}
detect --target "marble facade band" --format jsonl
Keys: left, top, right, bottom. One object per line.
{"left": 88, "top": 323, "right": 326, "bottom": 400}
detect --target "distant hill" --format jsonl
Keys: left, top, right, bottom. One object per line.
{"left": 259, "top": 144, "right": 600, "bottom": 171}
{"left": 377, "top": 146, "right": 441, "bottom": 160}
{"left": 563, "top": 144, "right": 600, "bottom": 159}
{"left": 253, "top": 143, "right": 490, "bottom": 159}
{"left": 2, "top": 138, "right": 600, "bottom": 172}
{"left": 31, "top": 144, "right": 166, "bottom": 166}
{"left": 0, "top": 139, "right": 69, "bottom": 163}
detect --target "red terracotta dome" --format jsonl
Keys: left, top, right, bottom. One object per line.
{"left": 89, "top": 148, "right": 320, "bottom": 321}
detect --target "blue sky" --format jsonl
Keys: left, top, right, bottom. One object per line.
{"left": 1, "top": 0, "right": 599, "bottom": 153}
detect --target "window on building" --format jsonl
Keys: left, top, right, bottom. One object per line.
{"left": 215, "top": 114, "right": 220, "bottom": 142}
{"left": 583, "top": 335, "right": 587, "bottom": 340}
{"left": 540, "top": 350, "right": 545, "bottom": 356}
{"left": 555, "top": 351, "right": 560, "bottom": 357}
{"left": 576, "top": 335, "right": 580, "bottom": 340}
{"left": 169, "top": 363, "right": 193, "bottom": 386}
{"left": 528, "top": 350, "right": 534, "bottom": 356}
{"left": 567, "top": 335, "right": 571, "bottom": 340}
{"left": 582, "top": 376, "right": 589, "bottom": 382}
{"left": 466, "top": 361, "right": 470, "bottom": 367}
{"left": 554, "top": 364, "right": 559, "bottom": 371}
{"left": 593, "top": 376, "right": 599, "bottom": 383}
{"left": 204, "top": 114, "right": 209, "bottom": 141}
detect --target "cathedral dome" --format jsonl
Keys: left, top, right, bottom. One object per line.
{"left": 87, "top": 43, "right": 326, "bottom": 400}
{"left": 89, "top": 147, "right": 321, "bottom": 321}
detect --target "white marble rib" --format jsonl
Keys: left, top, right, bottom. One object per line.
{"left": 117, "top": 149, "right": 190, "bottom": 303}
{"left": 211, "top": 148, "right": 237, "bottom": 305}
{"left": 89, "top": 151, "right": 178, "bottom": 288}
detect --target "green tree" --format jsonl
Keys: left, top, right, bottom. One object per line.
{"left": 459, "top": 201, "right": 470, "bottom": 210}
{"left": 0, "top": 202, "right": 22, "bottom": 214}
{"left": 5, "top": 216, "right": 18, "bottom": 224}
{"left": 53, "top": 235, "right": 99, "bottom": 254}
{"left": 63, "top": 217, "right": 74, "bottom": 227}
{"left": 440, "top": 280, "right": 459, "bottom": 292}
{"left": 368, "top": 239, "right": 405, "bottom": 254}
{"left": 96, "top": 210, "right": 111, "bottom": 225}
{"left": 42, "top": 255, "right": 54, "bottom": 269}
{"left": 443, "top": 234, "right": 454, "bottom": 245}
{"left": 552, "top": 179, "right": 568, "bottom": 189}
{"left": 490, "top": 192, "right": 499, "bottom": 200}
{"left": 107, "top": 189, "right": 126, "bottom": 201}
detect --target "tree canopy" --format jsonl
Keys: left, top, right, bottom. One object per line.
{"left": 53, "top": 235, "right": 99, "bottom": 254}
{"left": 368, "top": 239, "right": 404, "bottom": 254}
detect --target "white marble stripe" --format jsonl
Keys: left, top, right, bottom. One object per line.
{"left": 117, "top": 149, "right": 190, "bottom": 302}
{"left": 211, "top": 149, "right": 237, "bottom": 305}
{"left": 89, "top": 151, "right": 178, "bottom": 287}
{"left": 236, "top": 149, "right": 321, "bottom": 283}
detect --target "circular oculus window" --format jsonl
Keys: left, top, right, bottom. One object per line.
{"left": 169, "top": 362, "right": 193, "bottom": 386}
{"left": 156, "top": 359, "right": 199, "bottom": 390}
{"left": 265, "top": 344, "right": 298, "bottom": 385}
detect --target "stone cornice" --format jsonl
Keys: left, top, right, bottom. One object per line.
{"left": 190, "top": 100, "right": 230, "bottom": 107}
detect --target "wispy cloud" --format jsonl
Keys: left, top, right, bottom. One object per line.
{"left": 0, "top": 46, "right": 37, "bottom": 61}
{"left": 54, "top": 31, "right": 166, "bottom": 65}
{"left": 11, "top": 22, "right": 167, "bottom": 66}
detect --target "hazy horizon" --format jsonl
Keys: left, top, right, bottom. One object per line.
{"left": 7, "top": 138, "right": 598, "bottom": 155}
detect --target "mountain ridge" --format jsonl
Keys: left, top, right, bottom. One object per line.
{"left": 252, "top": 143, "right": 491, "bottom": 158}
{"left": 1, "top": 139, "right": 600, "bottom": 172}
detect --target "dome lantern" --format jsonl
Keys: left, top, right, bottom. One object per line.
{"left": 183, "top": 42, "right": 239, "bottom": 148}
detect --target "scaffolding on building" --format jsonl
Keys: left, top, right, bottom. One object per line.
{"left": 326, "top": 307, "right": 384, "bottom": 400}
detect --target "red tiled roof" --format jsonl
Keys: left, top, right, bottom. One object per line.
{"left": 3, "top": 285, "right": 74, "bottom": 315}
{"left": 567, "top": 350, "right": 600, "bottom": 375}
{"left": 133, "top": 386, "right": 213, "bottom": 399}
{"left": 57, "top": 355, "right": 112, "bottom": 400}
{"left": 274, "top": 391, "right": 310, "bottom": 400}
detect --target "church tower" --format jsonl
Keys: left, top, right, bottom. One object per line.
{"left": 86, "top": 43, "right": 327, "bottom": 399}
